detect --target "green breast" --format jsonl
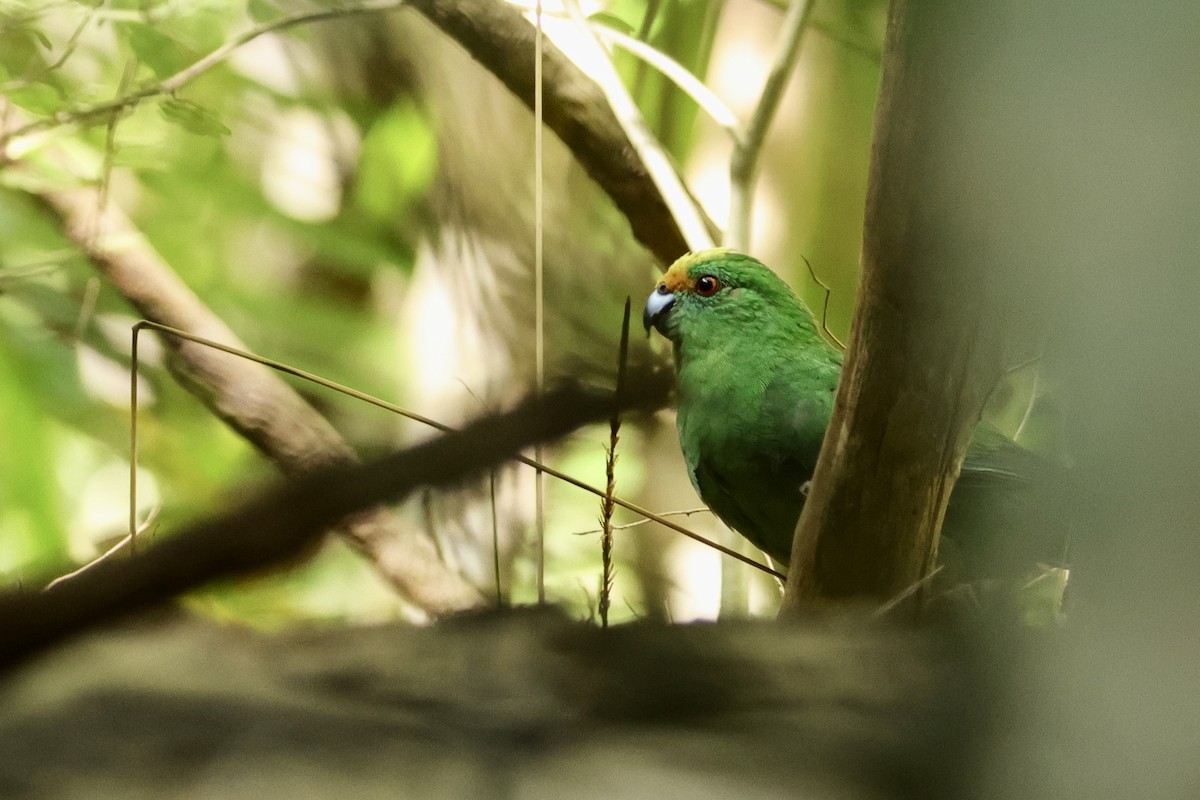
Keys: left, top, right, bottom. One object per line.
{"left": 675, "top": 342, "right": 840, "bottom": 562}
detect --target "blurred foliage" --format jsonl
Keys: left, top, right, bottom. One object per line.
{"left": 603, "top": 0, "right": 724, "bottom": 161}
{"left": 4, "top": 0, "right": 1042, "bottom": 626}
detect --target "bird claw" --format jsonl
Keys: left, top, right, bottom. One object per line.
{"left": 799, "top": 480, "right": 812, "bottom": 497}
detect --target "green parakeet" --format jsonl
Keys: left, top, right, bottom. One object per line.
{"left": 643, "top": 249, "right": 1064, "bottom": 577}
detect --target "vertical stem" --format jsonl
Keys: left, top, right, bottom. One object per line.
{"left": 533, "top": 0, "right": 547, "bottom": 604}
{"left": 599, "top": 299, "right": 632, "bottom": 627}
{"left": 129, "top": 324, "right": 141, "bottom": 554}
{"left": 490, "top": 470, "right": 503, "bottom": 606}
{"left": 726, "top": 0, "right": 814, "bottom": 252}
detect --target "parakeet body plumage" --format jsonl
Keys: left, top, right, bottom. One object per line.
{"left": 644, "top": 249, "right": 1061, "bottom": 575}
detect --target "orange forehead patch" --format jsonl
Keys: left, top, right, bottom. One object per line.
{"left": 660, "top": 262, "right": 696, "bottom": 293}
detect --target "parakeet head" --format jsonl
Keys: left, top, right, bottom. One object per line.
{"left": 643, "top": 249, "right": 820, "bottom": 344}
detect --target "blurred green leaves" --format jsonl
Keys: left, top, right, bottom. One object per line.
{"left": 607, "top": 0, "right": 724, "bottom": 161}
{"left": 353, "top": 101, "right": 436, "bottom": 224}
{"left": 121, "top": 22, "right": 202, "bottom": 78}
{"left": 160, "top": 98, "right": 231, "bottom": 137}
{"left": 0, "top": 0, "right": 434, "bottom": 604}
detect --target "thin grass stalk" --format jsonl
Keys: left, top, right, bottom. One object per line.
{"left": 490, "top": 469, "right": 503, "bottom": 606}
{"left": 533, "top": 0, "right": 547, "bottom": 605}
{"left": 599, "top": 298, "right": 632, "bottom": 627}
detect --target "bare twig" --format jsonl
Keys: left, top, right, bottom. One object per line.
{"left": 4, "top": 0, "right": 698, "bottom": 267}
{"left": 801, "top": 255, "right": 846, "bottom": 350}
{"left": 534, "top": 0, "right": 547, "bottom": 605}
{"left": 489, "top": 470, "right": 503, "bottom": 605}
{"left": 0, "top": 3, "right": 99, "bottom": 95}
{"left": 589, "top": 22, "right": 741, "bottom": 141}
{"left": 752, "top": 0, "right": 883, "bottom": 63}
{"left": 573, "top": 507, "right": 710, "bottom": 536}
{"left": 43, "top": 505, "right": 160, "bottom": 592}
{"left": 871, "top": 565, "right": 943, "bottom": 618}
{"left": 727, "top": 0, "right": 814, "bottom": 251}
{"left": 1013, "top": 371, "right": 1040, "bottom": 442}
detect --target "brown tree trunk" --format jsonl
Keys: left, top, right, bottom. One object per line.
{"left": 781, "top": 0, "right": 1014, "bottom": 609}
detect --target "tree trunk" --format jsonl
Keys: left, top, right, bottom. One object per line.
{"left": 782, "top": 0, "right": 1015, "bottom": 609}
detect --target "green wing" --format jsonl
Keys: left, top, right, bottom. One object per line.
{"left": 690, "top": 451, "right": 810, "bottom": 564}
{"left": 944, "top": 425, "right": 1070, "bottom": 579}
{"left": 682, "top": 371, "right": 834, "bottom": 565}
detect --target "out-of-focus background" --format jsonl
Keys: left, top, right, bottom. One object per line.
{"left": 0, "top": 0, "right": 894, "bottom": 623}
{"left": 4, "top": 2, "right": 1200, "bottom": 798}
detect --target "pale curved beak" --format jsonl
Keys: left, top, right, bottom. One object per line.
{"left": 643, "top": 284, "right": 676, "bottom": 334}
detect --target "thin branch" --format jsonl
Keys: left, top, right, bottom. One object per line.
{"left": 4, "top": 0, "right": 700, "bottom": 266}
{"left": 533, "top": 457, "right": 780, "bottom": 577}
{"left": 43, "top": 505, "right": 160, "bottom": 592}
{"left": 1013, "top": 371, "right": 1040, "bottom": 443}
{"left": 0, "top": 1, "right": 408, "bottom": 149}
{"left": 727, "top": 0, "right": 814, "bottom": 251}
{"left": 802, "top": 255, "right": 846, "bottom": 350}
{"left": 0, "top": 384, "right": 662, "bottom": 670}
{"left": 572, "top": 507, "right": 711, "bottom": 536}
{"left": 810, "top": 19, "right": 883, "bottom": 66}
{"left": 31, "top": 186, "right": 485, "bottom": 616}
{"left": 871, "top": 565, "right": 943, "bottom": 618}
{"left": 410, "top": 0, "right": 703, "bottom": 263}
{"left": 751, "top": 0, "right": 883, "bottom": 62}
{"left": 123, "top": 321, "right": 776, "bottom": 580}
{"left": 489, "top": 470, "right": 503, "bottom": 605}
{"left": 44, "top": 3, "right": 99, "bottom": 74}
{"left": 534, "top": 0, "right": 547, "bottom": 605}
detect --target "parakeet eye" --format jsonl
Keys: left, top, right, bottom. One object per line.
{"left": 695, "top": 275, "right": 722, "bottom": 296}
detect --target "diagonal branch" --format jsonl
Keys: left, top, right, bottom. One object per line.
{"left": 32, "top": 186, "right": 486, "bottom": 616}
{"left": 407, "top": 0, "right": 703, "bottom": 265}
{"left": 0, "top": 384, "right": 664, "bottom": 669}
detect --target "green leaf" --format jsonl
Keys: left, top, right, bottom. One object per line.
{"left": 160, "top": 98, "right": 231, "bottom": 137}
{"left": 588, "top": 11, "right": 637, "bottom": 36}
{"left": 6, "top": 83, "right": 63, "bottom": 114}
{"left": 247, "top": 0, "right": 284, "bottom": 24}
{"left": 121, "top": 22, "right": 200, "bottom": 78}
{"left": 352, "top": 102, "right": 437, "bottom": 222}
{"left": 29, "top": 27, "right": 52, "bottom": 51}
{"left": 161, "top": 9, "right": 229, "bottom": 54}
{"left": 0, "top": 28, "right": 39, "bottom": 78}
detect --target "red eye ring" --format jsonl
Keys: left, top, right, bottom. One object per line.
{"left": 695, "top": 275, "right": 722, "bottom": 297}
